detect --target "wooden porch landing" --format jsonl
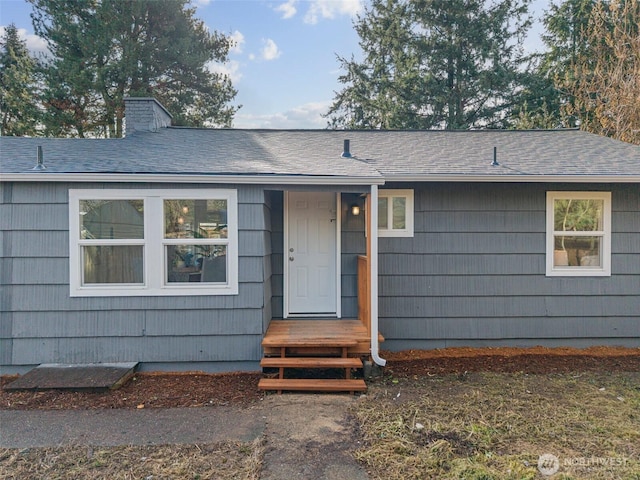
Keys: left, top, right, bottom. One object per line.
{"left": 259, "top": 320, "right": 373, "bottom": 393}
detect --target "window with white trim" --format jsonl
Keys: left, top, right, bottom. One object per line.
{"left": 546, "top": 191, "right": 611, "bottom": 277}
{"left": 378, "top": 189, "right": 414, "bottom": 237}
{"left": 69, "top": 189, "right": 238, "bottom": 296}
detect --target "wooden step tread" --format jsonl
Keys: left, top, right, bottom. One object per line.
{"left": 258, "top": 378, "right": 367, "bottom": 392}
{"left": 260, "top": 357, "right": 363, "bottom": 368}
{"left": 262, "top": 338, "right": 359, "bottom": 348}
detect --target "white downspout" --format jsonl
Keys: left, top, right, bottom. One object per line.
{"left": 370, "top": 184, "right": 386, "bottom": 366}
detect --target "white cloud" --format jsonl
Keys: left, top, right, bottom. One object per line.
{"left": 208, "top": 59, "right": 243, "bottom": 83}
{"left": 303, "top": 0, "right": 363, "bottom": 24}
{"left": 234, "top": 101, "right": 331, "bottom": 129}
{"left": 0, "top": 26, "right": 49, "bottom": 55}
{"left": 260, "top": 38, "right": 281, "bottom": 61}
{"left": 229, "top": 30, "right": 245, "bottom": 54}
{"left": 193, "top": 0, "right": 212, "bottom": 6}
{"left": 275, "top": 0, "right": 297, "bottom": 19}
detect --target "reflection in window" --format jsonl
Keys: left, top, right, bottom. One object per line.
{"left": 166, "top": 245, "right": 227, "bottom": 283}
{"left": 392, "top": 197, "right": 406, "bottom": 229}
{"left": 164, "top": 199, "right": 228, "bottom": 239}
{"left": 553, "top": 198, "right": 604, "bottom": 267}
{"left": 378, "top": 190, "right": 414, "bottom": 237}
{"left": 83, "top": 245, "right": 144, "bottom": 284}
{"left": 547, "top": 192, "right": 611, "bottom": 276}
{"left": 164, "top": 199, "right": 229, "bottom": 285}
{"left": 378, "top": 197, "right": 388, "bottom": 229}
{"left": 80, "top": 200, "right": 144, "bottom": 239}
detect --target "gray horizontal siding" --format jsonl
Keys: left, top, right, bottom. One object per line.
{"left": 1, "top": 204, "right": 68, "bottom": 230}
{"left": 270, "top": 191, "right": 284, "bottom": 318}
{"left": 380, "top": 253, "right": 545, "bottom": 275}
{"left": 380, "top": 182, "right": 640, "bottom": 349}
{"left": 414, "top": 211, "right": 542, "bottom": 232}
{"left": 11, "top": 309, "right": 263, "bottom": 338}
{"left": 380, "top": 296, "right": 640, "bottom": 318}
{"left": 2, "top": 182, "right": 270, "bottom": 369}
{"left": 380, "top": 275, "right": 640, "bottom": 296}
{"left": 381, "top": 317, "right": 639, "bottom": 339}
{"left": 380, "top": 233, "right": 545, "bottom": 254}
{"left": 0, "top": 339, "right": 11, "bottom": 365}
{"left": 382, "top": 337, "right": 640, "bottom": 351}
{"left": 8, "top": 283, "right": 265, "bottom": 311}
{"left": 7, "top": 231, "right": 68, "bottom": 257}
{"left": 11, "top": 335, "right": 263, "bottom": 364}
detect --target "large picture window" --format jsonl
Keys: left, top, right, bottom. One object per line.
{"left": 546, "top": 192, "right": 611, "bottom": 277}
{"left": 69, "top": 189, "right": 238, "bottom": 296}
{"left": 378, "top": 189, "right": 414, "bottom": 237}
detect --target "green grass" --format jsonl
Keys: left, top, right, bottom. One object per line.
{"left": 353, "top": 372, "right": 640, "bottom": 479}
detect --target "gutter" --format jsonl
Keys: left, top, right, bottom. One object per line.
{"left": 369, "top": 184, "right": 386, "bottom": 367}
{"left": 383, "top": 174, "right": 640, "bottom": 183}
{"left": 0, "top": 173, "right": 385, "bottom": 186}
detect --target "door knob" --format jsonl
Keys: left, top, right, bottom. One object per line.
{"left": 289, "top": 256, "right": 294, "bottom": 261}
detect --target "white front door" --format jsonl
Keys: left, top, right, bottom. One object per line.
{"left": 286, "top": 192, "right": 339, "bottom": 316}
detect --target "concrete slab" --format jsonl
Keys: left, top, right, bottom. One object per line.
{"left": 0, "top": 407, "right": 265, "bottom": 448}
{"left": 2, "top": 362, "right": 138, "bottom": 391}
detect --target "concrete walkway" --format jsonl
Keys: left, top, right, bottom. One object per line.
{"left": 0, "top": 394, "right": 369, "bottom": 480}
{"left": 0, "top": 407, "right": 264, "bottom": 448}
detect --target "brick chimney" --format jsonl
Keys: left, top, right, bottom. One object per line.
{"left": 124, "top": 97, "right": 172, "bottom": 136}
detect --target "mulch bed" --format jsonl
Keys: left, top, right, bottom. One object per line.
{"left": 2, "top": 346, "right": 639, "bottom": 410}
{"left": 382, "top": 346, "right": 640, "bottom": 376}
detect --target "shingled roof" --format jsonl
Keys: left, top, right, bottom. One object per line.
{"left": 1, "top": 127, "right": 639, "bottom": 182}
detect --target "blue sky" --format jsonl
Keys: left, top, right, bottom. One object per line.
{"left": 0, "top": 0, "right": 549, "bottom": 128}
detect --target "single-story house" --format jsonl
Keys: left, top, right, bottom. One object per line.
{"left": 1, "top": 98, "right": 639, "bottom": 387}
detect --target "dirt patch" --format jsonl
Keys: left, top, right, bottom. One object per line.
{"left": 382, "top": 346, "right": 640, "bottom": 377}
{"left": 2, "top": 347, "right": 639, "bottom": 411}
{"left": 1, "top": 371, "right": 263, "bottom": 410}
{"left": 259, "top": 394, "right": 368, "bottom": 480}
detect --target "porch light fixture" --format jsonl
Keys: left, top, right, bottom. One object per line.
{"left": 351, "top": 204, "right": 361, "bottom": 216}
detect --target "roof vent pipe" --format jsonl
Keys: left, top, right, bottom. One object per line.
{"left": 341, "top": 139, "right": 352, "bottom": 158}
{"left": 491, "top": 146, "right": 499, "bottom": 166}
{"left": 32, "top": 146, "right": 47, "bottom": 170}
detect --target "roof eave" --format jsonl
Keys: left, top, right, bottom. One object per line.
{"left": 0, "top": 172, "right": 385, "bottom": 185}
{"left": 383, "top": 174, "right": 640, "bottom": 184}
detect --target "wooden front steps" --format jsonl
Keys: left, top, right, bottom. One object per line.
{"left": 258, "top": 378, "right": 367, "bottom": 393}
{"left": 260, "top": 357, "right": 363, "bottom": 369}
{"left": 259, "top": 319, "right": 370, "bottom": 394}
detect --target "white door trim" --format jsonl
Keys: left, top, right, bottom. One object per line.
{"left": 283, "top": 191, "right": 341, "bottom": 318}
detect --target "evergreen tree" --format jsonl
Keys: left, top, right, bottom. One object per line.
{"left": 327, "top": 0, "right": 533, "bottom": 130}
{"left": 530, "top": 0, "right": 596, "bottom": 128}
{"left": 30, "top": 0, "right": 239, "bottom": 137}
{"left": 0, "top": 23, "right": 41, "bottom": 136}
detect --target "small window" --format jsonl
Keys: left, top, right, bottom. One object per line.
{"left": 378, "top": 189, "right": 414, "bottom": 237}
{"left": 546, "top": 192, "right": 611, "bottom": 277}
{"left": 69, "top": 189, "right": 238, "bottom": 296}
